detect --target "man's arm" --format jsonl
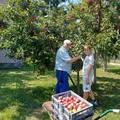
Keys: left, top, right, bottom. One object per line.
{"left": 59, "top": 50, "right": 80, "bottom": 63}
{"left": 68, "top": 56, "right": 80, "bottom": 63}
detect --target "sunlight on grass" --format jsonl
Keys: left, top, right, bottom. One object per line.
{"left": 7, "top": 71, "right": 28, "bottom": 75}
{"left": 97, "top": 68, "right": 120, "bottom": 79}
{"left": 0, "top": 106, "right": 19, "bottom": 120}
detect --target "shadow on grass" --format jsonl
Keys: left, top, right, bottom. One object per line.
{"left": 0, "top": 66, "right": 55, "bottom": 120}
{"left": 70, "top": 76, "right": 120, "bottom": 111}
{"left": 0, "top": 86, "right": 54, "bottom": 120}
{"left": 107, "top": 68, "right": 120, "bottom": 75}
{"left": 0, "top": 66, "right": 55, "bottom": 87}
{"left": 69, "top": 82, "right": 83, "bottom": 96}
{"left": 0, "top": 73, "right": 33, "bottom": 87}
{"left": 0, "top": 64, "right": 34, "bottom": 72}
{"left": 92, "top": 77, "right": 120, "bottom": 111}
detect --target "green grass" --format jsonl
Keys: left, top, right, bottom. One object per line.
{"left": 0, "top": 65, "right": 120, "bottom": 120}
{"left": 92, "top": 65, "right": 120, "bottom": 120}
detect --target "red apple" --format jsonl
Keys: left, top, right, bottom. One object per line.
{"left": 75, "top": 98, "right": 81, "bottom": 103}
{"left": 73, "top": 104, "right": 79, "bottom": 111}
{"left": 86, "top": 0, "right": 94, "bottom": 5}
{"left": 77, "top": 106, "right": 82, "bottom": 111}
{"left": 64, "top": 103, "right": 68, "bottom": 107}
{"left": 69, "top": 96, "right": 74, "bottom": 100}
{"left": 67, "top": 104, "right": 73, "bottom": 111}
{"left": 58, "top": 96, "right": 63, "bottom": 100}
{"left": 81, "top": 103, "right": 88, "bottom": 109}
{"left": 66, "top": 97, "right": 69, "bottom": 102}
{"left": 79, "top": 101, "right": 83, "bottom": 105}
{"left": 62, "top": 97, "right": 67, "bottom": 102}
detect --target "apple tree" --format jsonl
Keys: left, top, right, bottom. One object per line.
{"left": 0, "top": 0, "right": 60, "bottom": 74}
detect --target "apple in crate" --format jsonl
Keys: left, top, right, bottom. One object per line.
{"left": 64, "top": 103, "right": 70, "bottom": 108}
{"left": 62, "top": 97, "right": 67, "bottom": 102}
{"left": 73, "top": 104, "right": 79, "bottom": 111}
{"left": 68, "top": 96, "right": 75, "bottom": 101}
{"left": 57, "top": 96, "right": 63, "bottom": 103}
{"left": 75, "top": 98, "right": 81, "bottom": 103}
{"left": 81, "top": 102, "right": 88, "bottom": 109}
{"left": 67, "top": 104, "right": 73, "bottom": 111}
{"left": 58, "top": 96, "right": 63, "bottom": 100}
{"left": 71, "top": 108, "right": 77, "bottom": 113}
{"left": 77, "top": 105, "right": 82, "bottom": 111}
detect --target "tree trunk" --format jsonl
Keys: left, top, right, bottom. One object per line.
{"left": 98, "top": 0, "right": 102, "bottom": 31}
{"left": 103, "top": 55, "right": 108, "bottom": 72}
{"left": 94, "top": 52, "right": 97, "bottom": 84}
{"left": 77, "top": 70, "right": 80, "bottom": 95}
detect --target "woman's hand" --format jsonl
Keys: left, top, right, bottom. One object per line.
{"left": 86, "top": 77, "right": 90, "bottom": 84}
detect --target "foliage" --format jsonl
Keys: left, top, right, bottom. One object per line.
{"left": 0, "top": 0, "right": 59, "bottom": 73}
{"left": 43, "top": 0, "right": 66, "bottom": 8}
{"left": 0, "top": 0, "right": 120, "bottom": 73}
{"left": 67, "top": 0, "right": 120, "bottom": 70}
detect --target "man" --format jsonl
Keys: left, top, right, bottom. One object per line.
{"left": 55, "top": 39, "right": 80, "bottom": 93}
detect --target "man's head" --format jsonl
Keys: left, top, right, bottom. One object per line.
{"left": 83, "top": 44, "right": 92, "bottom": 56}
{"left": 63, "top": 39, "right": 72, "bottom": 50}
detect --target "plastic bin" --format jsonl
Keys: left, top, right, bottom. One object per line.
{"left": 52, "top": 90, "right": 93, "bottom": 120}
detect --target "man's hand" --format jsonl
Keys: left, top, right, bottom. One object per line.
{"left": 69, "top": 55, "right": 81, "bottom": 63}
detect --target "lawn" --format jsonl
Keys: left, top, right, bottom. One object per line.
{"left": 0, "top": 65, "right": 120, "bottom": 120}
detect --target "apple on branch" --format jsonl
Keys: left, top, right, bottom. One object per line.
{"left": 86, "top": 0, "right": 94, "bottom": 5}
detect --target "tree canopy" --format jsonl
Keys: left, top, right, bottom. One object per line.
{"left": 0, "top": 0, "right": 119, "bottom": 73}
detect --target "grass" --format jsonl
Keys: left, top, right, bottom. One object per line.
{"left": 92, "top": 65, "right": 120, "bottom": 120}
{"left": 0, "top": 65, "right": 120, "bottom": 120}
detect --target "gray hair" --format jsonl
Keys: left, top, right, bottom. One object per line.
{"left": 63, "top": 39, "right": 71, "bottom": 45}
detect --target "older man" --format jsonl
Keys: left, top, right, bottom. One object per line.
{"left": 55, "top": 40, "right": 80, "bottom": 93}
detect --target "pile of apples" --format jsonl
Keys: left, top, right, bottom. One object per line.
{"left": 57, "top": 95, "right": 88, "bottom": 113}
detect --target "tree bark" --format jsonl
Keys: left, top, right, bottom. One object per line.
{"left": 103, "top": 55, "right": 108, "bottom": 72}
{"left": 94, "top": 52, "right": 97, "bottom": 84}
{"left": 97, "top": 0, "right": 102, "bottom": 32}
{"left": 77, "top": 70, "right": 80, "bottom": 95}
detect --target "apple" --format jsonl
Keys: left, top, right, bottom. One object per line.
{"left": 73, "top": 104, "right": 79, "bottom": 111}
{"left": 71, "top": 108, "right": 77, "bottom": 113}
{"left": 67, "top": 104, "right": 73, "bottom": 111}
{"left": 59, "top": 100, "right": 63, "bottom": 105}
{"left": 75, "top": 98, "right": 81, "bottom": 103}
{"left": 29, "top": 16, "right": 36, "bottom": 23}
{"left": 79, "top": 101, "right": 83, "bottom": 105}
{"left": 81, "top": 103, "right": 88, "bottom": 109}
{"left": 58, "top": 96, "right": 63, "bottom": 100}
{"left": 57, "top": 95, "right": 89, "bottom": 113}
{"left": 65, "top": 97, "right": 69, "bottom": 102}
{"left": 86, "top": 0, "right": 94, "bottom": 5}
{"left": 62, "top": 97, "right": 67, "bottom": 102}
{"left": 64, "top": 103, "right": 69, "bottom": 108}
{"left": 77, "top": 106, "right": 82, "bottom": 111}
{"left": 68, "top": 96, "right": 74, "bottom": 100}
{"left": 80, "top": 7, "right": 85, "bottom": 12}
{"left": 57, "top": 99, "right": 62, "bottom": 103}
